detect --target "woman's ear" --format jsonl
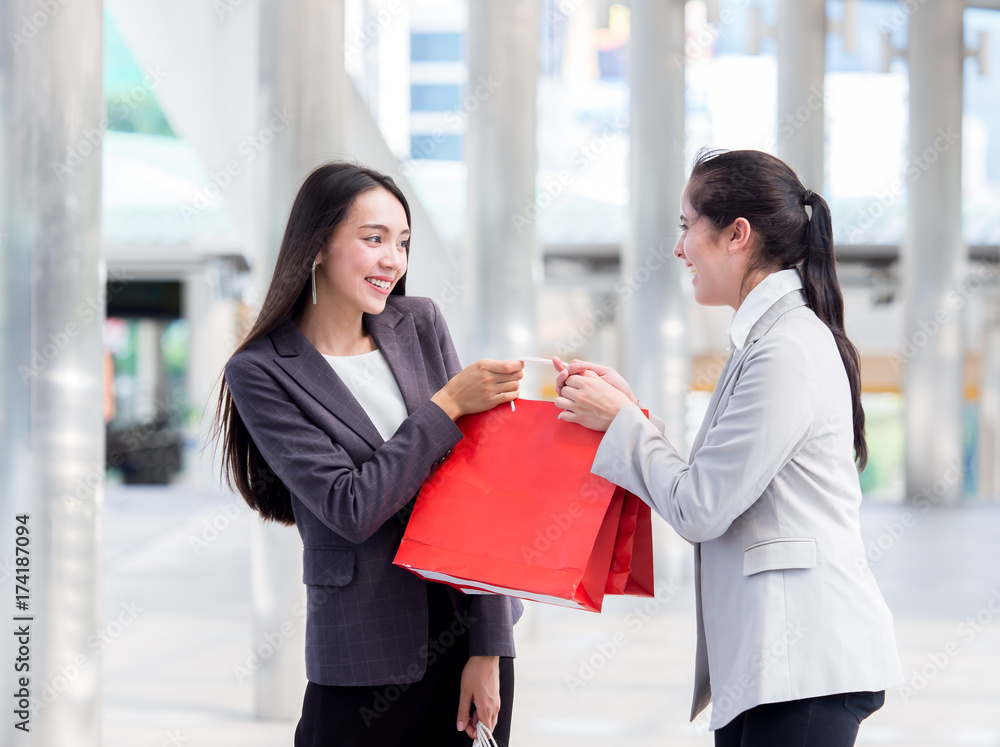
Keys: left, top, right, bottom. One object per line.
{"left": 726, "top": 217, "right": 753, "bottom": 257}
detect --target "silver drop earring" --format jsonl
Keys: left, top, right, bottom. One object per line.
{"left": 311, "top": 260, "right": 317, "bottom": 305}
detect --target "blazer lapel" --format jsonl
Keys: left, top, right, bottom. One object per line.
{"left": 365, "top": 304, "right": 430, "bottom": 416}
{"left": 688, "top": 290, "right": 809, "bottom": 457}
{"left": 269, "top": 318, "right": 384, "bottom": 450}
{"left": 745, "top": 289, "right": 807, "bottom": 347}
{"left": 689, "top": 351, "right": 735, "bottom": 456}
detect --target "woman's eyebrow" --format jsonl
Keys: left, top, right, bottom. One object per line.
{"left": 358, "top": 223, "right": 409, "bottom": 234}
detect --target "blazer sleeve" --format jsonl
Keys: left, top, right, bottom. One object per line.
{"left": 225, "top": 355, "right": 463, "bottom": 544}
{"left": 592, "top": 334, "right": 817, "bottom": 543}
{"left": 430, "top": 301, "right": 522, "bottom": 657}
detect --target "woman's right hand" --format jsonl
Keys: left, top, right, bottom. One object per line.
{"left": 431, "top": 360, "right": 524, "bottom": 420}
{"left": 553, "top": 356, "right": 639, "bottom": 405}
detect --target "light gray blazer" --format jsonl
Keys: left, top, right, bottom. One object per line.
{"left": 592, "top": 289, "right": 903, "bottom": 730}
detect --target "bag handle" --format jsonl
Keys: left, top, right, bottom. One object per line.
{"left": 511, "top": 356, "right": 558, "bottom": 411}
{"left": 472, "top": 722, "right": 501, "bottom": 747}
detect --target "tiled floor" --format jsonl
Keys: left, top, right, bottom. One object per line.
{"left": 98, "top": 481, "right": 1000, "bottom": 746}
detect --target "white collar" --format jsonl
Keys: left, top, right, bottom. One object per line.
{"left": 727, "top": 268, "right": 804, "bottom": 351}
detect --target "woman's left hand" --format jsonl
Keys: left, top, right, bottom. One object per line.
{"left": 457, "top": 655, "right": 500, "bottom": 738}
{"left": 555, "top": 370, "right": 636, "bottom": 431}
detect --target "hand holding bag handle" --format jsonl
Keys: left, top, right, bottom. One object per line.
{"left": 473, "top": 722, "right": 501, "bottom": 747}
{"left": 394, "top": 357, "right": 654, "bottom": 611}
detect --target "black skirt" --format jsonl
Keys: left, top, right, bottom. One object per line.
{"left": 294, "top": 581, "right": 515, "bottom": 747}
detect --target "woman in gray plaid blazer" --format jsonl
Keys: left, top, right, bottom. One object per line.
{"left": 214, "top": 163, "right": 524, "bottom": 746}
{"left": 554, "top": 150, "right": 902, "bottom": 746}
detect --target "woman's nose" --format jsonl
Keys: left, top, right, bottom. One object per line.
{"left": 673, "top": 238, "right": 684, "bottom": 259}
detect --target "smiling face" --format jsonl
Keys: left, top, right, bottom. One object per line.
{"left": 674, "top": 189, "right": 750, "bottom": 309}
{"left": 315, "top": 187, "right": 409, "bottom": 317}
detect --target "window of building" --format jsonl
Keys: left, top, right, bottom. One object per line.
{"left": 963, "top": 7, "right": 1000, "bottom": 248}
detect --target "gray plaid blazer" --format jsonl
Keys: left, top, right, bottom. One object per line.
{"left": 225, "top": 295, "right": 522, "bottom": 686}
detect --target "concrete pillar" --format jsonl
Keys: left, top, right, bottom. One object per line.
{"left": 256, "top": 0, "right": 349, "bottom": 284}
{"left": 625, "top": 0, "right": 689, "bottom": 450}
{"left": 373, "top": 0, "right": 410, "bottom": 158}
{"left": 184, "top": 266, "right": 238, "bottom": 489}
{"left": 903, "top": 0, "right": 966, "bottom": 504}
{"left": 980, "top": 290, "right": 1000, "bottom": 498}
{"left": 0, "top": 0, "right": 104, "bottom": 744}
{"left": 134, "top": 319, "right": 164, "bottom": 422}
{"left": 466, "top": 0, "right": 539, "bottom": 362}
{"left": 250, "top": 0, "right": 349, "bottom": 719}
{"left": 777, "top": 0, "right": 826, "bottom": 191}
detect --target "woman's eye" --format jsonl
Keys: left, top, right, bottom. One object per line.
{"left": 679, "top": 223, "right": 688, "bottom": 232}
{"left": 365, "top": 235, "right": 381, "bottom": 244}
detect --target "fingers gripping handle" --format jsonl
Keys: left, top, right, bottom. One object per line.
{"left": 473, "top": 722, "right": 501, "bottom": 747}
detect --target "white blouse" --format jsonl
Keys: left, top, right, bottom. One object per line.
{"left": 322, "top": 350, "right": 409, "bottom": 441}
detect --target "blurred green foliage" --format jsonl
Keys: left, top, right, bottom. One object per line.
{"left": 859, "top": 394, "right": 905, "bottom": 500}
{"left": 104, "top": 10, "right": 175, "bottom": 136}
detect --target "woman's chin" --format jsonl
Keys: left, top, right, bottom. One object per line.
{"left": 363, "top": 297, "right": 390, "bottom": 315}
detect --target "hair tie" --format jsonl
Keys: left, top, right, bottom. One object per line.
{"left": 802, "top": 189, "right": 814, "bottom": 206}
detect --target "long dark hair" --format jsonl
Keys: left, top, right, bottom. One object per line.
{"left": 210, "top": 162, "right": 412, "bottom": 524}
{"left": 686, "top": 148, "right": 867, "bottom": 471}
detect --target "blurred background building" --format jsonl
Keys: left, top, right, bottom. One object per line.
{"left": 2, "top": 0, "right": 999, "bottom": 744}
{"left": 89, "top": 0, "right": 1000, "bottom": 500}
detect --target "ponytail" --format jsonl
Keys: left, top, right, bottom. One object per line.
{"left": 800, "top": 191, "right": 868, "bottom": 471}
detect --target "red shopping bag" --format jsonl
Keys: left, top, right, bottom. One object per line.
{"left": 607, "top": 490, "right": 655, "bottom": 596}
{"left": 393, "top": 399, "right": 654, "bottom": 612}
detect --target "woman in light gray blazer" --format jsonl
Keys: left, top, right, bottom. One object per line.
{"left": 554, "top": 149, "right": 903, "bottom": 746}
